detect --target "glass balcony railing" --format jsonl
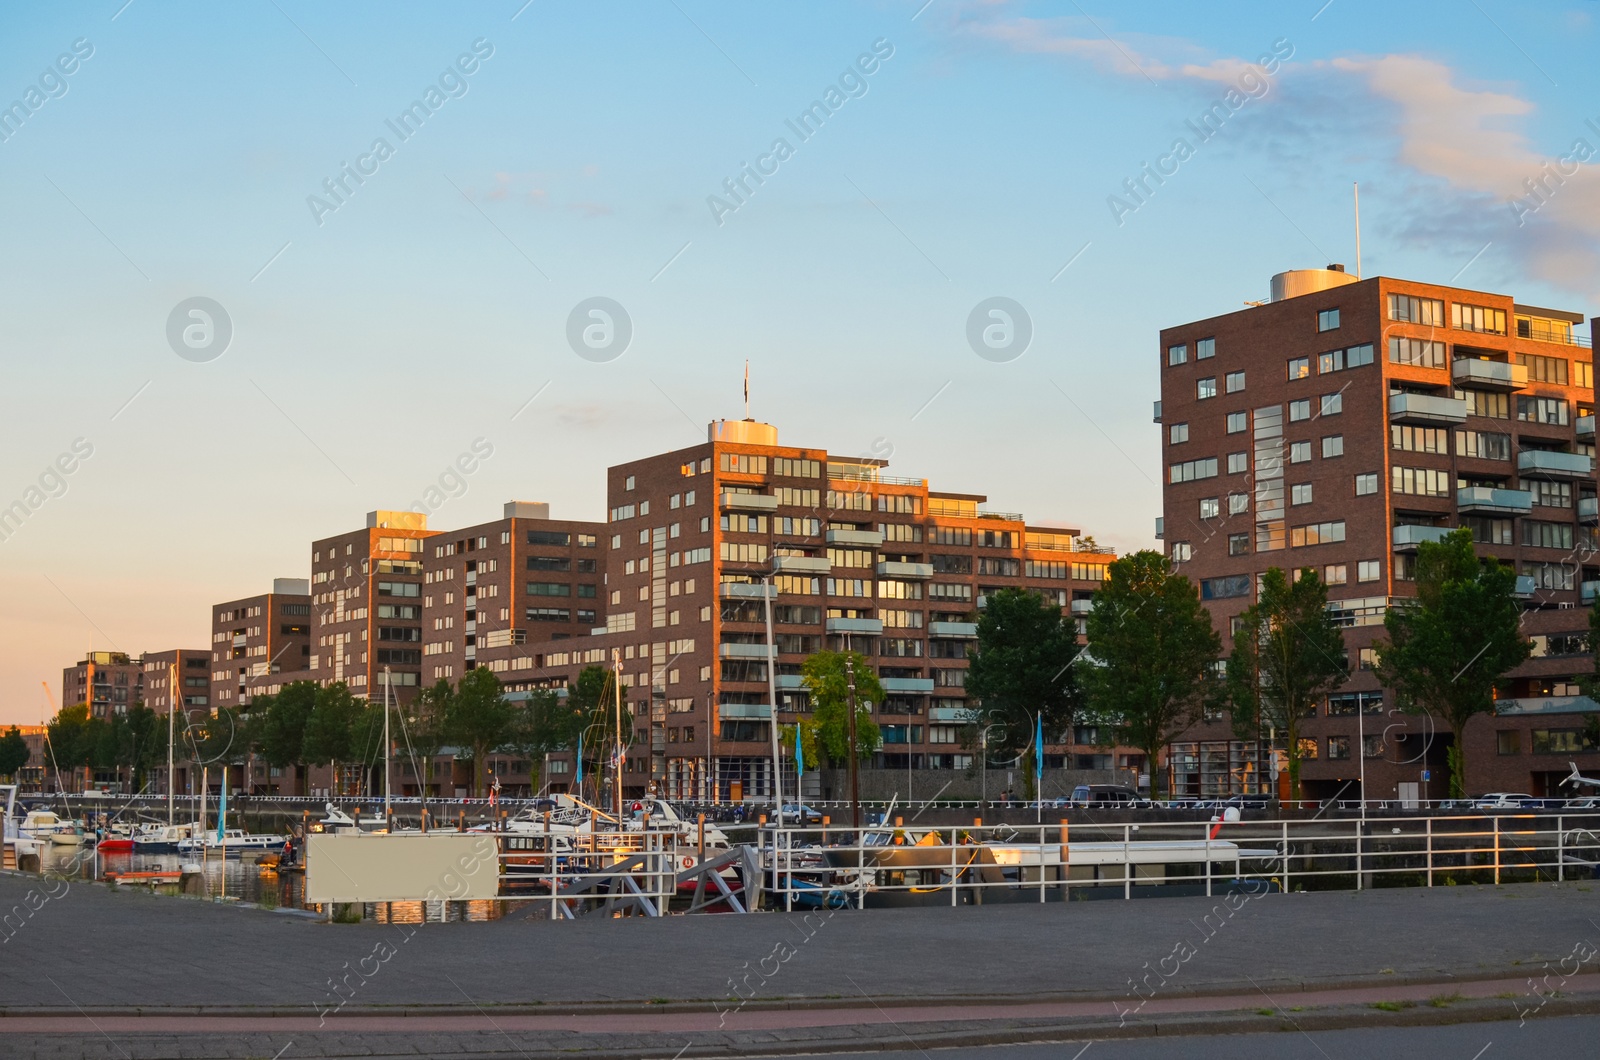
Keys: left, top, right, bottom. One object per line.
{"left": 1392, "top": 525, "right": 1452, "bottom": 551}
{"left": 1451, "top": 358, "right": 1528, "bottom": 391}
{"left": 1389, "top": 392, "right": 1468, "bottom": 426}
{"left": 1456, "top": 486, "right": 1533, "bottom": 515}
{"left": 1516, "top": 449, "right": 1594, "bottom": 479}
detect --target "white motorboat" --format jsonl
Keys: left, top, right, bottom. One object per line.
{"left": 20, "top": 809, "right": 79, "bottom": 844}
{"left": 133, "top": 822, "right": 202, "bottom": 854}
{"left": 177, "top": 829, "right": 282, "bottom": 854}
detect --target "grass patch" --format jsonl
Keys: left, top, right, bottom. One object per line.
{"left": 1371, "top": 1000, "right": 1416, "bottom": 1012}
{"left": 1429, "top": 992, "right": 1463, "bottom": 1008}
{"left": 648, "top": 998, "right": 669, "bottom": 1005}
{"left": 1378, "top": 968, "right": 1395, "bottom": 975}
{"left": 1289, "top": 1006, "right": 1305, "bottom": 1013}
{"left": 1255, "top": 1008, "right": 1275, "bottom": 1016}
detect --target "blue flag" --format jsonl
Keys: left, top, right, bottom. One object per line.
{"left": 575, "top": 732, "right": 584, "bottom": 788}
{"left": 795, "top": 723, "right": 804, "bottom": 776}
{"left": 216, "top": 773, "right": 228, "bottom": 843}
{"left": 1034, "top": 714, "right": 1044, "bottom": 785}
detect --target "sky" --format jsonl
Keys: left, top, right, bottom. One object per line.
{"left": 2, "top": 0, "right": 1598, "bottom": 724}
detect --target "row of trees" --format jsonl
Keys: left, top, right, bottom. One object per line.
{"left": 962, "top": 529, "right": 1542, "bottom": 800}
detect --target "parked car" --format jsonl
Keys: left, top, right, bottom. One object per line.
{"left": 779, "top": 803, "right": 824, "bottom": 825}
{"left": 1472, "top": 792, "right": 1541, "bottom": 809}
{"left": 1565, "top": 797, "right": 1600, "bottom": 810}
{"left": 1063, "top": 784, "right": 1148, "bottom": 809}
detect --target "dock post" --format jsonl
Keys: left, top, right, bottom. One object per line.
{"left": 1059, "top": 818, "right": 1069, "bottom": 901}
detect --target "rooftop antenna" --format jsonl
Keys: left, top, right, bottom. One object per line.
{"left": 743, "top": 360, "right": 750, "bottom": 420}
{"left": 1353, "top": 182, "right": 1362, "bottom": 280}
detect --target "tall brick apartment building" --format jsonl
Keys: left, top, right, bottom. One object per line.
{"left": 515, "top": 419, "right": 1122, "bottom": 801}
{"left": 1159, "top": 267, "right": 1598, "bottom": 801}
{"left": 210, "top": 578, "right": 312, "bottom": 709}
{"left": 309, "top": 511, "right": 439, "bottom": 704}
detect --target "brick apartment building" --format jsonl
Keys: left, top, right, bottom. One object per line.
{"left": 210, "top": 578, "right": 312, "bottom": 709}
{"left": 1159, "top": 266, "right": 1598, "bottom": 800}
{"left": 509, "top": 418, "right": 1124, "bottom": 802}
{"left": 141, "top": 648, "right": 213, "bottom": 718}
{"left": 62, "top": 651, "right": 144, "bottom": 720}
{"left": 309, "top": 511, "right": 439, "bottom": 704}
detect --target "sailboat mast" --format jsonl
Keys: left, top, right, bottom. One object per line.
{"left": 383, "top": 667, "right": 393, "bottom": 822}
{"left": 611, "top": 648, "right": 624, "bottom": 825}
{"left": 167, "top": 663, "right": 176, "bottom": 826}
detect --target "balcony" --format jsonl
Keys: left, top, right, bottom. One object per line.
{"left": 1581, "top": 498, "right": 1599, "bottom": 525}
{"left": 720, "top": 492, "right": 778, "bottom": 513}
{"left": 1451, "top": 358, "right": 1527, "bottom": 392}
{"left": 773, "top": 554, "right": 830, "bottom": 575}
{"left": 1516, "top": 449, "right": 1594, "bottom": 479}
{"left": 1578, "top": 415, "right": 1595, "bottom": 442}
{"left": 1388, "top": 392, "right": 1468, "bottom": 426}
{"left": 1513, "top": 576, "right": 1536, "bottom": 599}
{"left": 1494, "top": 694, "right": 1600, "bottom": 716}
{"left": 1152, "top": 399, "right": 1162, "bottom": 424}
{"left": 1155, "top": 516, "right": 1164, "bottom": 540}
{"left": 928, "top": 621, "right": 978, "bottom": 639}
{"left": 825, "top": 528, "right": 884, "bottom": 547}
{"left": 881, "top": 677, "right": 935, "bottom": 694}
{"left": 930, "top": 705, "right": 978, "bottom": 723}
{"left": 775, "top": 674, "right": 806, "bottom": 690}
{"left": 1392, "top": 525, "right": 1452, "bottom": 551}
{"left": 718, "top": 581, "right": 776, "bottom": 600}
{"left": 718, "top": 642, "right": 772, "bottom": 660}
{"left": 1516, "top": 318, "right": 1591, "bottom": 347}
{"left": 877, "top": 560, "right": 934, "bottom": 579}
{"left": 717, "top": 703, "right": 772, "bottom": 720}
{"left": 826, "top": 617, "right": 883, "bottom": 635}
{"left": 1456, "top": 486, "right": 1533, "bottom": 516}
{"left": 1069, "top": 598, "right": 1094, "bottom": 616}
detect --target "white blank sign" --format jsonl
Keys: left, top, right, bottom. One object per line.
{"left": 305, "top": 833, "right": 499, "bottom": 902}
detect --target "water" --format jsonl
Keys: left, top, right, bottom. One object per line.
{"left": 32, "top": 841, "right": 514, "bottom": 922}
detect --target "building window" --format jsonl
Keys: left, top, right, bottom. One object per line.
{"left": 625, "top": 475, "right": 636, "bottom": 490}
{"left": 1319, "top": 344, "right": 1374, "bottom": 373}
{"left": 1197, "top": 377, "right": 1216, "bottom": 399}
{"left": 1320, "top": 392, "right": 1343, "bottom": 417}
{"left": 1290, "top": 441, "right": 1312, "bottom": 463}
{"left": 1200, "top": 497, "right": 1220, "bottom": 518}
{"left": 1225, "top": 371, "right": 1245, "bottom": 393}
{"left": 1497, "top": 730, "right": 1522, "bottom": 756}
{"left": 1169, "top": 458, "right": 1220, "bottom": 483}
{"left": 1196, "top": 337, "right": 1215, "bottom": 359}
{"left": 1357, "top": 559, "right": 1380, "bottom": 582}
{"left": 1226, "top": 411, "right": 1247, "bottom": 434}
{"left": 1169, "top": 344, "right": 1188, "bottom": 366}
{"left": 1287, "top": 357, "right": 1310, "bottom": 380}
{"left": 1389, "top": 294, "right": 1444, "bottom": 325}
{"left": 1318, "top": 308, "right": 1340, "bottom": 332}
{"left": 1291, "top": 483, "right": 1313, "bottom": 505}
{"left": 1228, "top": 493, "right": 1248, "bottom": 515}
{"left": 1354, "top": 473, "right": 1378, "bottom": 496}
{"left": 1171, "top": 542, "right": 1193, "bottom": 562}
{"left": 1390, "top": 336, "right": 1447, "bottom": 368}
{"left": 1324, "top": 564, "right": 1347, "bottom": 585}
{"left": 1358, "top": 646, "right": 1377, "bottom": 669}
{"left": 1228, "top": 533, "right": 1249, "bottom": 556}
{"left": 1328, "top": 736, "right": 1350, "bottom": 760}
{"left": 1170, "top": 423, "right": 1189, "bottom": 444}
{"left": 1322, "top": 435, "right": 1344, "bottom": 458}
{"left": 1289, "top": 399, "right": 1310, "bottom": 422}
{"left": 1452, "top": 302, "right": 1506, "bottom": 335}
{"left": 1227, "top": 452, "right": 1248, "bottom": 474}
{"left": 1289, "top": 520, "right": 1345, "bottom": 547}
{"left": 1363, "top": 734, "right": 1385, "bottom": 759}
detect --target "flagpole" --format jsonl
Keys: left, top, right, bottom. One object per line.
{"left": 1035, "top": 713, "right": 1043, "bottom": 826}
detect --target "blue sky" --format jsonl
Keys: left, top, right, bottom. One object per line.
{"left": 2, "top": 1, "right": 1597, "bottom": 722}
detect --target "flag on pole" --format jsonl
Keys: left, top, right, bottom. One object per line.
{"left": 489, "top": 774, "right": 500, "bottom": 808}
{"left": 795, "top": 722, "right": 804, "bottom": 776}
{"left": 216, "top": 771, "right": 228, "bottom": 843}
{"left": 1034, "top": 713, "right": 1044, "bottom": 786}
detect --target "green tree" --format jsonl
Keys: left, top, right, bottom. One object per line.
{"left": 1376, "top": 529, "right": 1529, "bottom": 798}
{"left": 1226, "top": 567, "right": 1349, "bottom": 801}
{"left": 509, "top": 688, "right": 587, "bottom": 794}
{"left": 257, "top": 681, "right": 318, "bottom": 794}
{"left": 404, "top": 679, "right": 454, "bottom": 810}
{"left": 1081, "top": 551, "right": 1222, "bottom": 799}
{"left": 965, "top": 587, "right": 1082, "bottom": 793}
{"left": 302, "top": 682, "right": 365, "bottom": 796}
{"left": 800, "top": 650, "right": 883, "bottom": 764}
{"left": 118, "top": 703, "right": 163, "bottom": 791}
{"left": 446, "top": 668, "right": 516, "bottom": 798}
{"left": 0, "top": 726, "right": 29, "bottom": 780}
{"left": 1578, "top": 602, "right": 1600, "bottom": 703}
{"left": 46, "top": 704, "right": 92, "bottom": 786}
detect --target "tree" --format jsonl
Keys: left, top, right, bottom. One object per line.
{"left": 404, "top": 679, "right": 454, "bottom": 808}
{"left": 1578, "top": 602, "right": 1600, "bottom": 703}
{"left": 1226, "top": 567, "right": 1349, "bottom": 801}
{"left": 1081, "top": 551, "right": 1222, "bottom": 799}
{"left": 302, "top": 682, "right": 366, "bottom": 796}
{"left": 257, "top": 681, "right": 318, "bottom": 794}
{"left": 800, "top": 650, "right": 883, "bottom": 764}
{"left": 509, "top": 688, "right": 587, "bottom": 794}
{"left": 567, "top": 665, "right": 629, "bottom": 792}
{"left": 46, "top": 704, "right": 92, "bottom": 787}
{"left": 965, "top": 587, "right": 1082, "bottom": 792}
{"left": 1376, "top": 529, "right": 1529, "bottom": 798}
{"left": 446, "top": 668, "right": 516, "bottom": 798}
{"left": 0, "top": 726, "right": 28, "bottom": 780}
{"left": 118, "top": 703, "right": 163, "bottom": 791}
